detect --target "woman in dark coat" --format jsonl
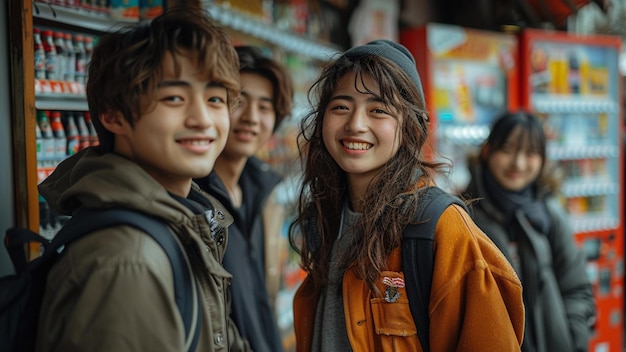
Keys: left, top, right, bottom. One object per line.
{"left": 464, "top": 110, "right": 596, "bottom": 352}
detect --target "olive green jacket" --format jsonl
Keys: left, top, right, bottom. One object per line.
{"left": 36, "top": 148, "right": 251, "bottom": 352}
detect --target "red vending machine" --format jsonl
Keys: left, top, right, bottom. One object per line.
{"left": 519, "top": 28, "right": 624, "bottom": 351}
{"left": 400, "top": 23, "right": 519, "bottom": 192}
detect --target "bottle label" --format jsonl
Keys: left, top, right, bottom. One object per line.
{"left": 35, "top": 51, "right": 46, "bottom": 79}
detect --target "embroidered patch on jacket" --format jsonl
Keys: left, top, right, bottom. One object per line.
{"left": 382, "top": 276, "right": 405, "bottom": 303}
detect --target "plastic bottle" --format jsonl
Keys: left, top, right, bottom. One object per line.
{"left": 74, "top": 35, "right": 86, "bottom": 85}
{"left": 547, "top": 51, "right": 562, "bottom": 94}
{"left": 84, "top": 36, "right": 93, "bottom": 83}
{"left": 63, "top": 111, "right": 80, "bottom": 156}
{"left": 568, "top": 52, "right": 580, "bottom": 95}
{"left": 35, "top": 121, "right": 43, "bottom": 167}
{"left": 83, "top": 111, "right": 99, "bottom": 146}
{"left": 49, "top": 111, "right": 67, "bottom": 161}
{"left": 578, "top": 49, "right": 590, "bottom": 95}
{"left": 34, "top": 28, "right": 46, "bottom": 80}
{"left": 42, "top": 29, "right": 58, "bottom": 80}
{"left": 37, "top": 110, "right": 55, "bottom": 164}
{"left": 84, "top": 36, "right": 93, "bottom": 63}
{"left": 74, "top": 112, "right": 90, "bottom": 150}
{"left": 64, "top": 32, "right": 76, "bottom": 82}
{"left": 53, "top": 31, "right": 67, "bottom": 82}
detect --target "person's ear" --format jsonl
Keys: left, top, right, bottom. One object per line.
{"left": 99, "top": 112, "right": 128, "bottom": 135}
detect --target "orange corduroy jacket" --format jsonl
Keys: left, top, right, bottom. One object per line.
{"left": 293, "top": 204, "right": 525, "bottom": 351}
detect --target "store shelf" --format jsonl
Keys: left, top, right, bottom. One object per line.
{"left": 438, "top": 125, "right": 491, "bottom": 146}
{"left": 561, "top": 180, "right": 619, "bottom": 197}
{"left": 203, "top": 2, "right": 341, "bottom": 62}
{"left": 548, "top": 145, "right": 619, "bottom": 160}
{"left": 532, "top": 95, "right": 619, "bottom": 113}
{"left": 33, "top": 2, "right": 137, "bottom": 33}
{"left": 571, "top": 216, "right": 620, "bottom": 234}
{"left": 35, "top": 93, "right": 88, "bottom": 111}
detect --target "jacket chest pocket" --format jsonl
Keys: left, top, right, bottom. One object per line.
{"left": 370, "top": 271, "right": 420, "bottom": 351}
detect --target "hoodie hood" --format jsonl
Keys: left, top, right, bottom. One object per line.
{"left": 38, "top": 147, "right": 192, "bottom": 223}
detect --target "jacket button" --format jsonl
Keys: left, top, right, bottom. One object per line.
{"left": 204, "top": 245, "right": 209, "bottom": 252}
{"left": 214, "top": 333, "right": 223, "bottom": 345}
{"left": 216, "top": 235, "right": 224, "bottom": 245}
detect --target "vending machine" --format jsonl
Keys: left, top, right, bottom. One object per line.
{"left": 519, "top": 28, "right": 624, "bottom": 351}
{"left": 400, "top": 23, "right": 519, "bottom": 193}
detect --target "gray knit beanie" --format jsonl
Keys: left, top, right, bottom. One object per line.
{"left": 342, "top": 39, "right": 425, "bottom": 106}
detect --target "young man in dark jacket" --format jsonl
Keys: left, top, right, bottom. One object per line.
{"left": 196, "top": 46, "right": 294, "bottom": 352}
{"left": 36, "top": 7, "right": 251, "bottom": 352}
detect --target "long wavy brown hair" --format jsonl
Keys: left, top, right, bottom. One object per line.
{"left": 289, "top": 53, "right": 450, "bottom": 295}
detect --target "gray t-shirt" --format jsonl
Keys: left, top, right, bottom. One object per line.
{"left": 311, "top": 203, "right": 361, "bottom": 352}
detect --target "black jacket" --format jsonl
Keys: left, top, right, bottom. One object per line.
{"left": 464, "top": 162, "right": 595, "bottom": 352}
{"left": 196, "top": 157, "right": 284, "bottom": 352}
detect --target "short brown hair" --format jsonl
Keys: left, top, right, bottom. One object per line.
{"left": 87, "top": 6, "right": 240, "bottom": 152}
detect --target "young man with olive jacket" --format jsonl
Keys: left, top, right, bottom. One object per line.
{"left": 36, "top": 8, "right": 251, "bottom": 352}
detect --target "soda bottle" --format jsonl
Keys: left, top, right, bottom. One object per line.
{"left": 49, "top": 110, "right": 67, "bottom": 161}
{"left": 84, "top": 36, "right": 93, "bottom": 83}
{"left": 74, "top": 35, "right": 86, "bottom": 85}
{"left": 53, "top": 31, "right": 67, "bottom": 82}
{"left": 34, "top": 28, "right": 46, "bottom": 80}
{"left": 75, "top": 112, "right": 90, "bottom": 150}
{"left": 64, "top": 32, "right": 76, "bottom": 82}
{"left": 83, "top": 111, "right": 99, "bottom": 146}
{"left": 42, "top": 30, "right": 58, "bottom": 80}
{"left": 63, "top": 111, "right": 80, "bottom": 155}
{"left": 35, "top": 120, "right": 47, "bottom": 185}
{"left": 84, "top": 36, "right": 93, "bottom": 63}
{"left": 35, "top": 121, "right": 43, "bottom": 167}
{"left": 568, "top": 53, "right": 580, "bottom": 95}
{"left": 37, "top": 110, "right": 55, "bottom": 164}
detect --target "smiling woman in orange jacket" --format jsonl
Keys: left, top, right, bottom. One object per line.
{"left": 293, "top": 204, "right": 525, "bottom": 351}
{"left": 288, "top": 39, "right": 525, "bottom": 352}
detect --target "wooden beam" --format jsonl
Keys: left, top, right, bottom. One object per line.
{"left": 8, "top": 0, "right": 39, "bottom": 235}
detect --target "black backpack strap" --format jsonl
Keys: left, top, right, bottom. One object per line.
{"left": 4, "top": 227, "right": 52, "bottom": 273}
{"left": 53, "top": 208, "right": 200, "bottom": 352}
{"left": 402, "top": 187, "right": 466, "bottom": 352}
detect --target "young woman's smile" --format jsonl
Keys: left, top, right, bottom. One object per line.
{"left": 322, "top": 72, "right": 400, "bottom": 186}
{"left": 486, "top": 126, "right": 543, "bottom": 191}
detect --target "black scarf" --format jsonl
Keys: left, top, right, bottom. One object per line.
{"left": 483, "top": 168, "right": 552, "bottom": 237}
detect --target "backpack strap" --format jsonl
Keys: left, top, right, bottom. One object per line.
{"left": 402, "top": 187, "right": 466, "bottom": 352}
{"left": 52, "top": 208, "right": 201, "bottom": 352}
{"left": 4, "top": 227, "right": 50, "bottom": 273}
